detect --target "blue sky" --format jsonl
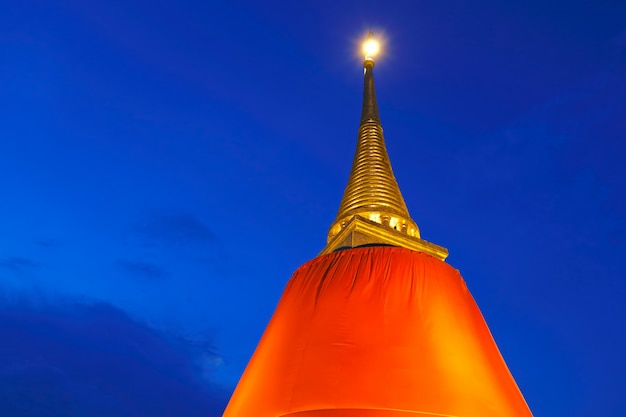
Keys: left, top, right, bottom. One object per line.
{"left": 1, "top": 0, "right": 625, "bottom": 415}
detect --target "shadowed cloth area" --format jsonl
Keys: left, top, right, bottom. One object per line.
{"left": 223, "top": 246, "right": 532, "bottom": 417}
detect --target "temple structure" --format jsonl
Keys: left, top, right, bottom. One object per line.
{"left": 222, "top": 35, "right": 533, "bottom": 417}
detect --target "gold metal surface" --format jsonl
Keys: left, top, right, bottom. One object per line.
{"left": 320, "top": 215, "right": 448, "bottom": 260}
{"left": 323, "top": 41, "right": 448, "bottom": 260}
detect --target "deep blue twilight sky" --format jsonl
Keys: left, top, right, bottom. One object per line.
{"left": 1, "top": 0, "right": 625, "bottom": 415}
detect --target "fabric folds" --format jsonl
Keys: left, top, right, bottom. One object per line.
{"left": 223, "top": 246, "right": 532, "bottom": 417}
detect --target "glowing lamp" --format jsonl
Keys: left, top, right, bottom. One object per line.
{"left": 363, "top": 37, "right": 380, "bottom": 59}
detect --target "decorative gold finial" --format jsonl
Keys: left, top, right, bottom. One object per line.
{"left": 320, "top": 34, "right": 448, "bottom": 260}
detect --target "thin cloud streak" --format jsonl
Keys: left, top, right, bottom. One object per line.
{"left": 116, "top": 259, "right": 169, "bottom": 280}
{"left": 0, "top": 257, "right": 40, "bottom": 272}
{"left": 133, "top": 212, "right": 214, "bottom": 246}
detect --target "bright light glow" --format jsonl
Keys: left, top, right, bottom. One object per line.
{"left": 363, "top": 39, "right": 380, "bottom": 58}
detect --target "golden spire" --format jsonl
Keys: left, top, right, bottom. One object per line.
{"left": 321, "top": 34, "right": 448, "bottom": 260}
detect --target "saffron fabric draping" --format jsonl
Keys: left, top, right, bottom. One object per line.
{"left": 223, "top": 246, "right": 532, "bottom": 417}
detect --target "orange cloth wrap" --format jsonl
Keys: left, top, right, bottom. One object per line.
{"left": 223, "top": 246, "right": 532, "bottom": 417}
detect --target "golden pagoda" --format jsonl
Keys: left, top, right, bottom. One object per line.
{"left": 222, "top": 34, "right": 533, "bottom": 417}
{"left": 321, "top": 35, "right": 447, "bottom": 260}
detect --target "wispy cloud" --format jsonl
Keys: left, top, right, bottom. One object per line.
{"left": 0, "top": 300, "right": 228, "bottom": 417}
{"left": 34, "top": 239, "right": 63, "bottom": 248}
{"left": 116, "top": 259, "right": 169, "bottom": 280}
{"left": 133, "top": 212, "right": 214, "bottom": 246}
{"left": 0, "top": 257, "right": 39, "bottom": 272}
{"left": 177, "top": 335, "right": 225, "bottom": 382}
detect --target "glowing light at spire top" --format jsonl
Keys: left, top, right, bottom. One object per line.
{"left": 363, "top": 34, "right": 380, "bottom": 60}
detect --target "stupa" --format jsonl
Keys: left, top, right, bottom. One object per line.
{"left": 222, "top": 34, "right": 533, "bottom": 417}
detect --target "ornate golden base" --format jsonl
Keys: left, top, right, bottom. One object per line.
{"left": 320, "top": 215, "right": 448, "bottom": 260}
